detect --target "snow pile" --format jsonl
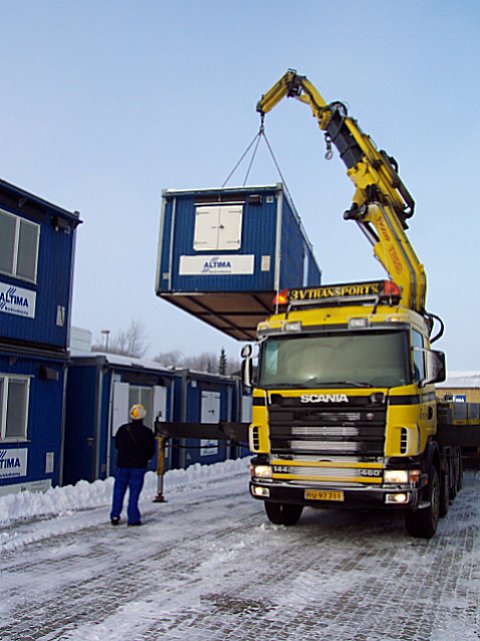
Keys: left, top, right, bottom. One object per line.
{"left": 0, "top": 457, "right": 249, "bottom": 527}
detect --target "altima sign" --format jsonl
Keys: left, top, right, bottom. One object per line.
{"left": 0, "top": 448, "right": 28, "bottom": 479}
{"left": 0, "top": 282, "right": 36, "bottom": 319}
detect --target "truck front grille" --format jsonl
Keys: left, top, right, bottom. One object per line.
{"left": 268, "top": 395, "right": 386, "bottom": 458}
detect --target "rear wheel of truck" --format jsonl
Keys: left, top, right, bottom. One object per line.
{"left": 456, "top": 449, "right": 463, "bottom": 492}
{"left": 450, "top": 451, "right": 458, "bottom": 500}
{"left": 264, "top": 501, "right": 304, "bottom": 526}
{"left": 439, "top": 467, "right": 450, "bottom": 518}
{"left": 404, "top": 467, "right": 440, "bottom": 539}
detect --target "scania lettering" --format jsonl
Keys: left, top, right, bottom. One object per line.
{"left": 300, "top": 394, "right": 349, "bottom": 403}
{"left": 241, "top": 70, "right": 480, "bottom": 539}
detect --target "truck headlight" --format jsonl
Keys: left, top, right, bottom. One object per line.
{"left": 384, "top": 470, "right": 409, "bottom": 484}
{"left": 385, "top": 492, "right": 410, "bottom": 504}
{"left": 251, "top": 464, "right": 273, "bottom": 479}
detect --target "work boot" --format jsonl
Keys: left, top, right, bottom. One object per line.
{"left": 111, "top": 517, "right": 120, "bottom": 526}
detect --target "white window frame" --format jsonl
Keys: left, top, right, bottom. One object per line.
{"left": 0, "top": 374, "right": 31, "bottom": 441}
{"left": 0, "top": 208, "right": 40, "bottom": 283}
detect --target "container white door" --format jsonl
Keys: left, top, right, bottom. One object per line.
{"left": 193, "top": 205, "right": 243, "bottom": 251}
{"left": 193, "top": 206, "right": 218, "bottom": 250}
{"left": 201, "top": 390, "right": 220, "bottom": 423}
{"left": 153, "top": 385, "right": 167, "bottom": 424}
{"left": 218, "top": 205, "right": 242, "bottom": 250}
{"left": 112, "top": 382, "right": 129, "bottom": 436}
{"left": 200, "top": 391, "right": 220, "bottom": 456}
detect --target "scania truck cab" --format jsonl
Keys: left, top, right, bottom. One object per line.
{"left": 243, "top": 280, "right": 451, "bottom": 538}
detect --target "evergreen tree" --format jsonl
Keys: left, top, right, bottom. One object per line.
{"left": 218, "top": 348, "right": 227, "bottom": 375}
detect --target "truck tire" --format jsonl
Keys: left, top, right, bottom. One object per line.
{"left": 404, "top": 467, "right": 440, "bottom": 539}
{"left": 439, "top": 468, "right": 449, "bottom": 518}
{"left": 456, "top": 449, "right": 463, "bottom": 492}
{"left": 449, "top": 450, "right": 458, "bottom": 500}
{"left": 264, "top": 501, "right": 304, "bottom": 526}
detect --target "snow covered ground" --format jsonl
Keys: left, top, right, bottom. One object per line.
{"left": 1, "top": 459, "right": 479, "bottom": 641}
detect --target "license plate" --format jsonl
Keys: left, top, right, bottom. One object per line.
{"left": 304, "top": 489, "right": 344, "bottom": 502}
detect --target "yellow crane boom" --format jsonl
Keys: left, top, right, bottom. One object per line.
{"left": 257, "top": 69, "right": 427, "bottom": 314}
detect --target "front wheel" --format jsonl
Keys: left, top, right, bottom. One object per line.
{"left": 404, "top": 467, "right": 440, "bottom": 539}
{"left": 264, "top": 501, "right": 304, "bottom": 526}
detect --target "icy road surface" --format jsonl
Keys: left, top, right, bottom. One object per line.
{"left": 1, "top": 459, "right": 479, "bottom": 641}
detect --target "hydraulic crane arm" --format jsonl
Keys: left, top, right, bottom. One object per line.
{"left": 257, "top": 69, "right": 427, "bottom": 313}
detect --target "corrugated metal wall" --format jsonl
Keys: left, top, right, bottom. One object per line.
{"left": 0, "top": 216, "right": 76, "bottom": 347}
{"left": 158, "top": 185, "right": 320, "bottom": 294}
{"left": 0, "top": 354, "right": 65, "bottom": 489}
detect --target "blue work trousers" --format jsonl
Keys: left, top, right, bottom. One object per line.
{"left": 110, "top": 467, "right": 146, "bottom": 525}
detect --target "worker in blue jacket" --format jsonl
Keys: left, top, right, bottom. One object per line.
{"left": 110, "top": 403, "right": 156, "bottom": 526}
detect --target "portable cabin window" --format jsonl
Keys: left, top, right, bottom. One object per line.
{"left": 0, "top": 375, "right": 30, "bottom": 441}
{"left": 193, "top": 205, "right": 243, "bottom": 251}
{"left": 0, "top": 209, "right": 40, "bottom": 283}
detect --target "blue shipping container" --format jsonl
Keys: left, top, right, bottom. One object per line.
{"left": 0, "top": 178, "right": 80, "bottom": 496}
{"left": 156, "top": 184, "right": 321, "bottom": 340}
{"left": 0, "top": 178, "right": 80, "bottom": 351}
{"left": 64, "top": 354, "right": 176, "bottom": 485}
{"left": 170, "top": 369, "right": 244, "bottom": 470}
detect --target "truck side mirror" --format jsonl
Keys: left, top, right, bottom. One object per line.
{"left": 241, "top": 344, "right": 253, "bottom": 388}
{"left": 422, "top": 350, "right": 446, "bottom": 386}
{"left": 432, "top": 350, "right": 446, "bottom": 384}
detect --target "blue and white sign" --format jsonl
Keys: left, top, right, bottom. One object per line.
{"left": 0, "top": 448, "right": 28, "bottom": 479}
{"left": 0, "top": 282, "right": 36, "bottom": 319}
{"left": 179, "top": 255, "right": 255, "bottom": 276}
{"left": 200, "top": 439, "right": 219, "bottom": 456}
{"left": 453, "top": 395, "right": 467, "bottom": 403}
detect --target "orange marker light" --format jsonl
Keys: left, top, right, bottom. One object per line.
{"left": 273, "top": 289, "right": 289, "bottom": 306}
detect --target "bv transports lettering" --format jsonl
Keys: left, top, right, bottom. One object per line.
{"left": 300, "top": 394, "right": 349, "bottom": 403}
{"left": 290, "top": 281, "right": 382, "bottom": 302}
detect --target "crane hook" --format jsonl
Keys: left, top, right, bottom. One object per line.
{"left": 324, "top": 133, "right": 334, "bottom": 160}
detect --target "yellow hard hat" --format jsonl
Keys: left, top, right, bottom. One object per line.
{"left": 130, "top": 404, "right": 146, "bottom": 420}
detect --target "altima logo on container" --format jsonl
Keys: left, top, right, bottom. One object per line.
{"left": 301, "top": 394, "right": 349, "bottom": 403}
{"left": 202, "top": 257, "right": 232, "bottom": 274}
{"left": 0, "top": 282, "right": 36, "bottom": 319}
{"left": 0, "top": 450, "right": 21, "bottom": 470}
{"left": 0, "top": 448, "right": 28, "bottom": 479}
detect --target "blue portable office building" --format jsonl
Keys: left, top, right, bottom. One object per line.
{"left": 170, "top": 369, "right": 246, "bottom": 470}
{"left": 0, "top": 178, "right": 80, "bottom": 495}
{"left": 156, "top": 184, "right": 321, "bottom": 341}
{"left": 64, "top": 353, "right": 177, "bottom": 485}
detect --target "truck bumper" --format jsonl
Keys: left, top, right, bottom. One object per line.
{"left": 250, "top": 480, "right": 421, "bottom": 510}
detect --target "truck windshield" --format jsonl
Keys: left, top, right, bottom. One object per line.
{"left": 258, "top": 330, "right": 410, "bottom": 389}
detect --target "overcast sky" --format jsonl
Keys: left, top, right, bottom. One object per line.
{"left": 1, "top": 0, "right": 479, "bottom": 370}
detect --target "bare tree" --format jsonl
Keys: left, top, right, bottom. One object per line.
{"left": 92, "top": 320, "right": 148, "bottom": 358}
{"left": 227, "top": 356, "right": 241, "bottom": 376}
{"left": 153, "top": 348, "right": 241, "bottom": 375}
{"left": 188, "top": 352, "right": 216, "bottom": 373}
{"left": 153, "top": 350, "right": 184, "bottom": 367}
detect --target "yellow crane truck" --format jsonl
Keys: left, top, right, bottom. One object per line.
{"left": 242, "top": 70, "right": 471, "bottom": 538}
